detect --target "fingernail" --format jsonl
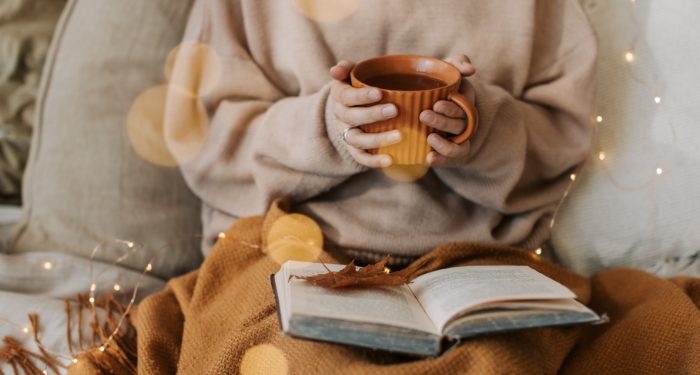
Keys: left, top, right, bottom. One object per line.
{"left": 428, "top": 135, "right": 442, "bottom": 149}
{"left": 386, "top": 131, "right": 401, "bottom": 144}
{"left": 461, "top": 61, "right": 471, "bottom": 67}
{"left": 368, "top": 89, "right": 381, "bottom": 101}
{"left": 422, "top": 112, "right": 436, "bottom": 125}
{"left": 382, "top": 105, "right": 397, "bottom": 117}
{"left": 426, "top": 153, "right": 434, "bottom": 164}
{"left": 380, "top": 157, "right": 392, "bottom": 167}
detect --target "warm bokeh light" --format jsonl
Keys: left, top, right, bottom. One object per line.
{"left": 290, "top": 0, "right": 364, "bottom": 23}
{"left": 127, "top": 85, "right": 209, "bottom": 167}
{"left": 656, "top": 168, "right": 663, "bottom": 175}
{"left": 126, "top": 85, "right": 179, "bottom": 166}
{"left": 43, "top": 262, "right": 52, "bottom": 269}
{"left": 599, "top": 152, "right": 606, "bottom": 160}
{"left": 535, "top": 248, "right": 542, "bottom": 255}
{"left": 596, "top": 116, "right": 602, "bottom": 123}
{"left": 113, "top": 284, "right": 121, "bottom": 291}
{"left": 240, "top": 344, "right": 288, "bottom": 375}
{"left": 654, "top": 97, "right": 661, "bottom": 103}
{"left": 163, "top": 86, "right": 210, "bottom": 165}
{"left": 166, "top": 41, "right": 223, "bottom": 98}
{"left": 381, "top": 163, "right": 431, "bottom": 183}
{"left": 570, "top": 174, "right": 576, "bottom": 181}
{"left": 267, "top": 214, "right": 324, "bottom": 249}
{"left": 266, "top": 214, "right": 326, "bottom": 265}
{"left": 625, "top": 52, "right": 634, "bottom": 62}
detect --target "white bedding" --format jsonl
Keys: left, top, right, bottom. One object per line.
{"left": 0, "top": 250, "right": 166, "bottom": 373}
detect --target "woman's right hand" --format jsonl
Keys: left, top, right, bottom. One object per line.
{"left": 330, "top": 60, "right": 401, "bottom": 168}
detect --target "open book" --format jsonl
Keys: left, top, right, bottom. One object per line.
{"left": 271, "top": 261, "right": 604, "bottom": 357}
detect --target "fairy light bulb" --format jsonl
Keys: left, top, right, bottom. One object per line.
{"left": 127, "top": 242, "right": 134, "bottom": 248}
{"left": 218, "top": 232, "right": 226, "bottom": 239}
{"left": 625, "top": 52, "right": 634, "bottom": 62}
{"left": 90, "top": 283, "right": 96, "bottom": 291}
{"left": 23, "top": 328, "right": 29, "bottom": 333}
{"left": 114, "top": 284, "right": 121, "bottom": 291}
{"left": 596, "top": 116, "right": 602, "bottom": 123}
{"left": 570, "top": 174, "right": 576, "bottom": 181}
{"left": 535, "top": 248, "right": 542, "bottom": 255}
{"left": 654, "top": 97, "right": 661, "bottom": 103}
{"left": 656, "top": 168, "right": 663, "bottom": 175}
{"left": 100, "top": 346, "right": 105, "bottom": 352}
{"left": 89, "top": 297, "right": 95, "bottom": 303}
{"left": 599, "top": 152, "right": 606, "bottom": 160}
{"left": 73, "top": 359, "right": 78, "bottom": 364}
{"left": 43, "top": 262, "right": 52, "bottom": 270}
{"left": 146, "top": 264, "right": 152, "bottom": 271}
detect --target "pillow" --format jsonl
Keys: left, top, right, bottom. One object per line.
{"left": 551, "top": 0, "right": 700, "bottom": 277}
{"left": 6, "top": 0, "right": 203, "bottom": 279}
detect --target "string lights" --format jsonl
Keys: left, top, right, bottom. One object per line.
{"left": 0, "top": 232, "right": 260, "bottom": 369}
{"left": 591, "top": 0, "right": 676, "bottom": 192}
{"left": 549, "top": 0, "right": 674, "bottom": 242}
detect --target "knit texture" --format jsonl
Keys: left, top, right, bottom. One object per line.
{"left": 131, "top": 200, "right": 700, "bottom": 374}
{"left": 174, "top": 0, "right": 599, "bottom": 261}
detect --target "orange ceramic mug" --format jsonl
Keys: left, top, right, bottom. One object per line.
{"left": 350, "top": 55, "right": 478, "bottom": 165}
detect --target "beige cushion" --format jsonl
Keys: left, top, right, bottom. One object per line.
{"left": 551, "top": 0, "right": 700, "bottom": 277}
{"left": 7, "top": 0, "right": 203, "bottom": 279}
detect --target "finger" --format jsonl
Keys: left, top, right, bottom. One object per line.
{"left": 330, "top": 60, "right": 356, "bottom": 81}
{"left": 420, "top": 110, "right": 466, "bottom": 135}
{"left": 334, "top": 101, "right": 397, "bottom": 126}
{"left": 427, "top": 151, "right": 450, "bottom": 165}
{"left": 427, "top": 133, "right": 470, "bottom": 159}
{"left": 433, "top": 100, "right": 466, "bottom": 119}
{"left": 341, "top": 127, "right": 402, "bottom": 150}
{"left": 345, "top": 144, "right": 393, "bottom": 168}
{"left": 331, "top": 82, "right": 383, "bottom": 107}
{"left": 445, "top": 54, "right": 475, "bottom": 77}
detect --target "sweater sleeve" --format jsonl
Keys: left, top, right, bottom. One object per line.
{"left": 169, "top": 0, "right": 365, "bottom": 218}
{"left": 432, "top": 9, "right": 597, "bottom": 216}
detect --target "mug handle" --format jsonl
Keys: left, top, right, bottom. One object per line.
{"left": 446, "top": 91, "right": 479, "bottom": 145}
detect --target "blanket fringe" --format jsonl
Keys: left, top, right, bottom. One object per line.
{"left": 0, "top": 293, "right": 137, "bottom": 375}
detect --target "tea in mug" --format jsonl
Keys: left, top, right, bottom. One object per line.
{"left": 363, "top": 73, "right": 448, "bottom": 91}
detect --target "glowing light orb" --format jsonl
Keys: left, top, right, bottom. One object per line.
{"left": 126, "top": 85, "right": 208, "bottom": 167}
{"left": 165, "top": 41, "right": 223, "bottom": 98}
{"left": 240, "top": 344, "right": 288, "bottom": 375}
{"left": 290, "top": 0, "right": 364, "bottom": 23}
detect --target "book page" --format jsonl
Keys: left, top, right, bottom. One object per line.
{"left": 408, "top": 266, "right": 577, "bottom": 331}
{"left": 284, "top": 261, "right": 438, "bottom": 334}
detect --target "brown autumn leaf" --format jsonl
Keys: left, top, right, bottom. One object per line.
{"left": 290, "top": 255, "right": 426, "bottom": 288}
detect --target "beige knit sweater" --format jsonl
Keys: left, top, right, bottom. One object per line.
{"left": 174, "top": 0, "right": 597, "bottom": 266}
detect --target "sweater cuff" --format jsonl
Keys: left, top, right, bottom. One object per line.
{"left": 324, "top": 92, "right": 369, "bottom": 173}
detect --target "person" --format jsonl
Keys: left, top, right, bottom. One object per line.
{"left": 170, "top": 0, "right": 597, "bottom": 268}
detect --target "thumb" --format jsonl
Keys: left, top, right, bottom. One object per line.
{"left": 330, "top": 60, "right": 356, "bottom": 81}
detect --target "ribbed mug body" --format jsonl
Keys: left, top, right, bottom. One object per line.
{"left": 358, "top": 83, "right": 459, "bottom": 165}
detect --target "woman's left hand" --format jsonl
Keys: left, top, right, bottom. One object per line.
{"left": 422, "top": 54, "right": 477, "bottom": 165}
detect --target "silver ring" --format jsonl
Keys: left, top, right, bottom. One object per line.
{"left": 340, "top": 126, "right": 359, "bottom": 144}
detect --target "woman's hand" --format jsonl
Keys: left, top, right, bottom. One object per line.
{"left": 422, "top": 55, "right": 476, "bottom": 165}
{"left": 329, "top": 54, "right": 476, "bottom": 168}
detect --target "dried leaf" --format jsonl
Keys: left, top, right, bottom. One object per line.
{"left": 291, "top": 255, "right": 425, "bottom": 288}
